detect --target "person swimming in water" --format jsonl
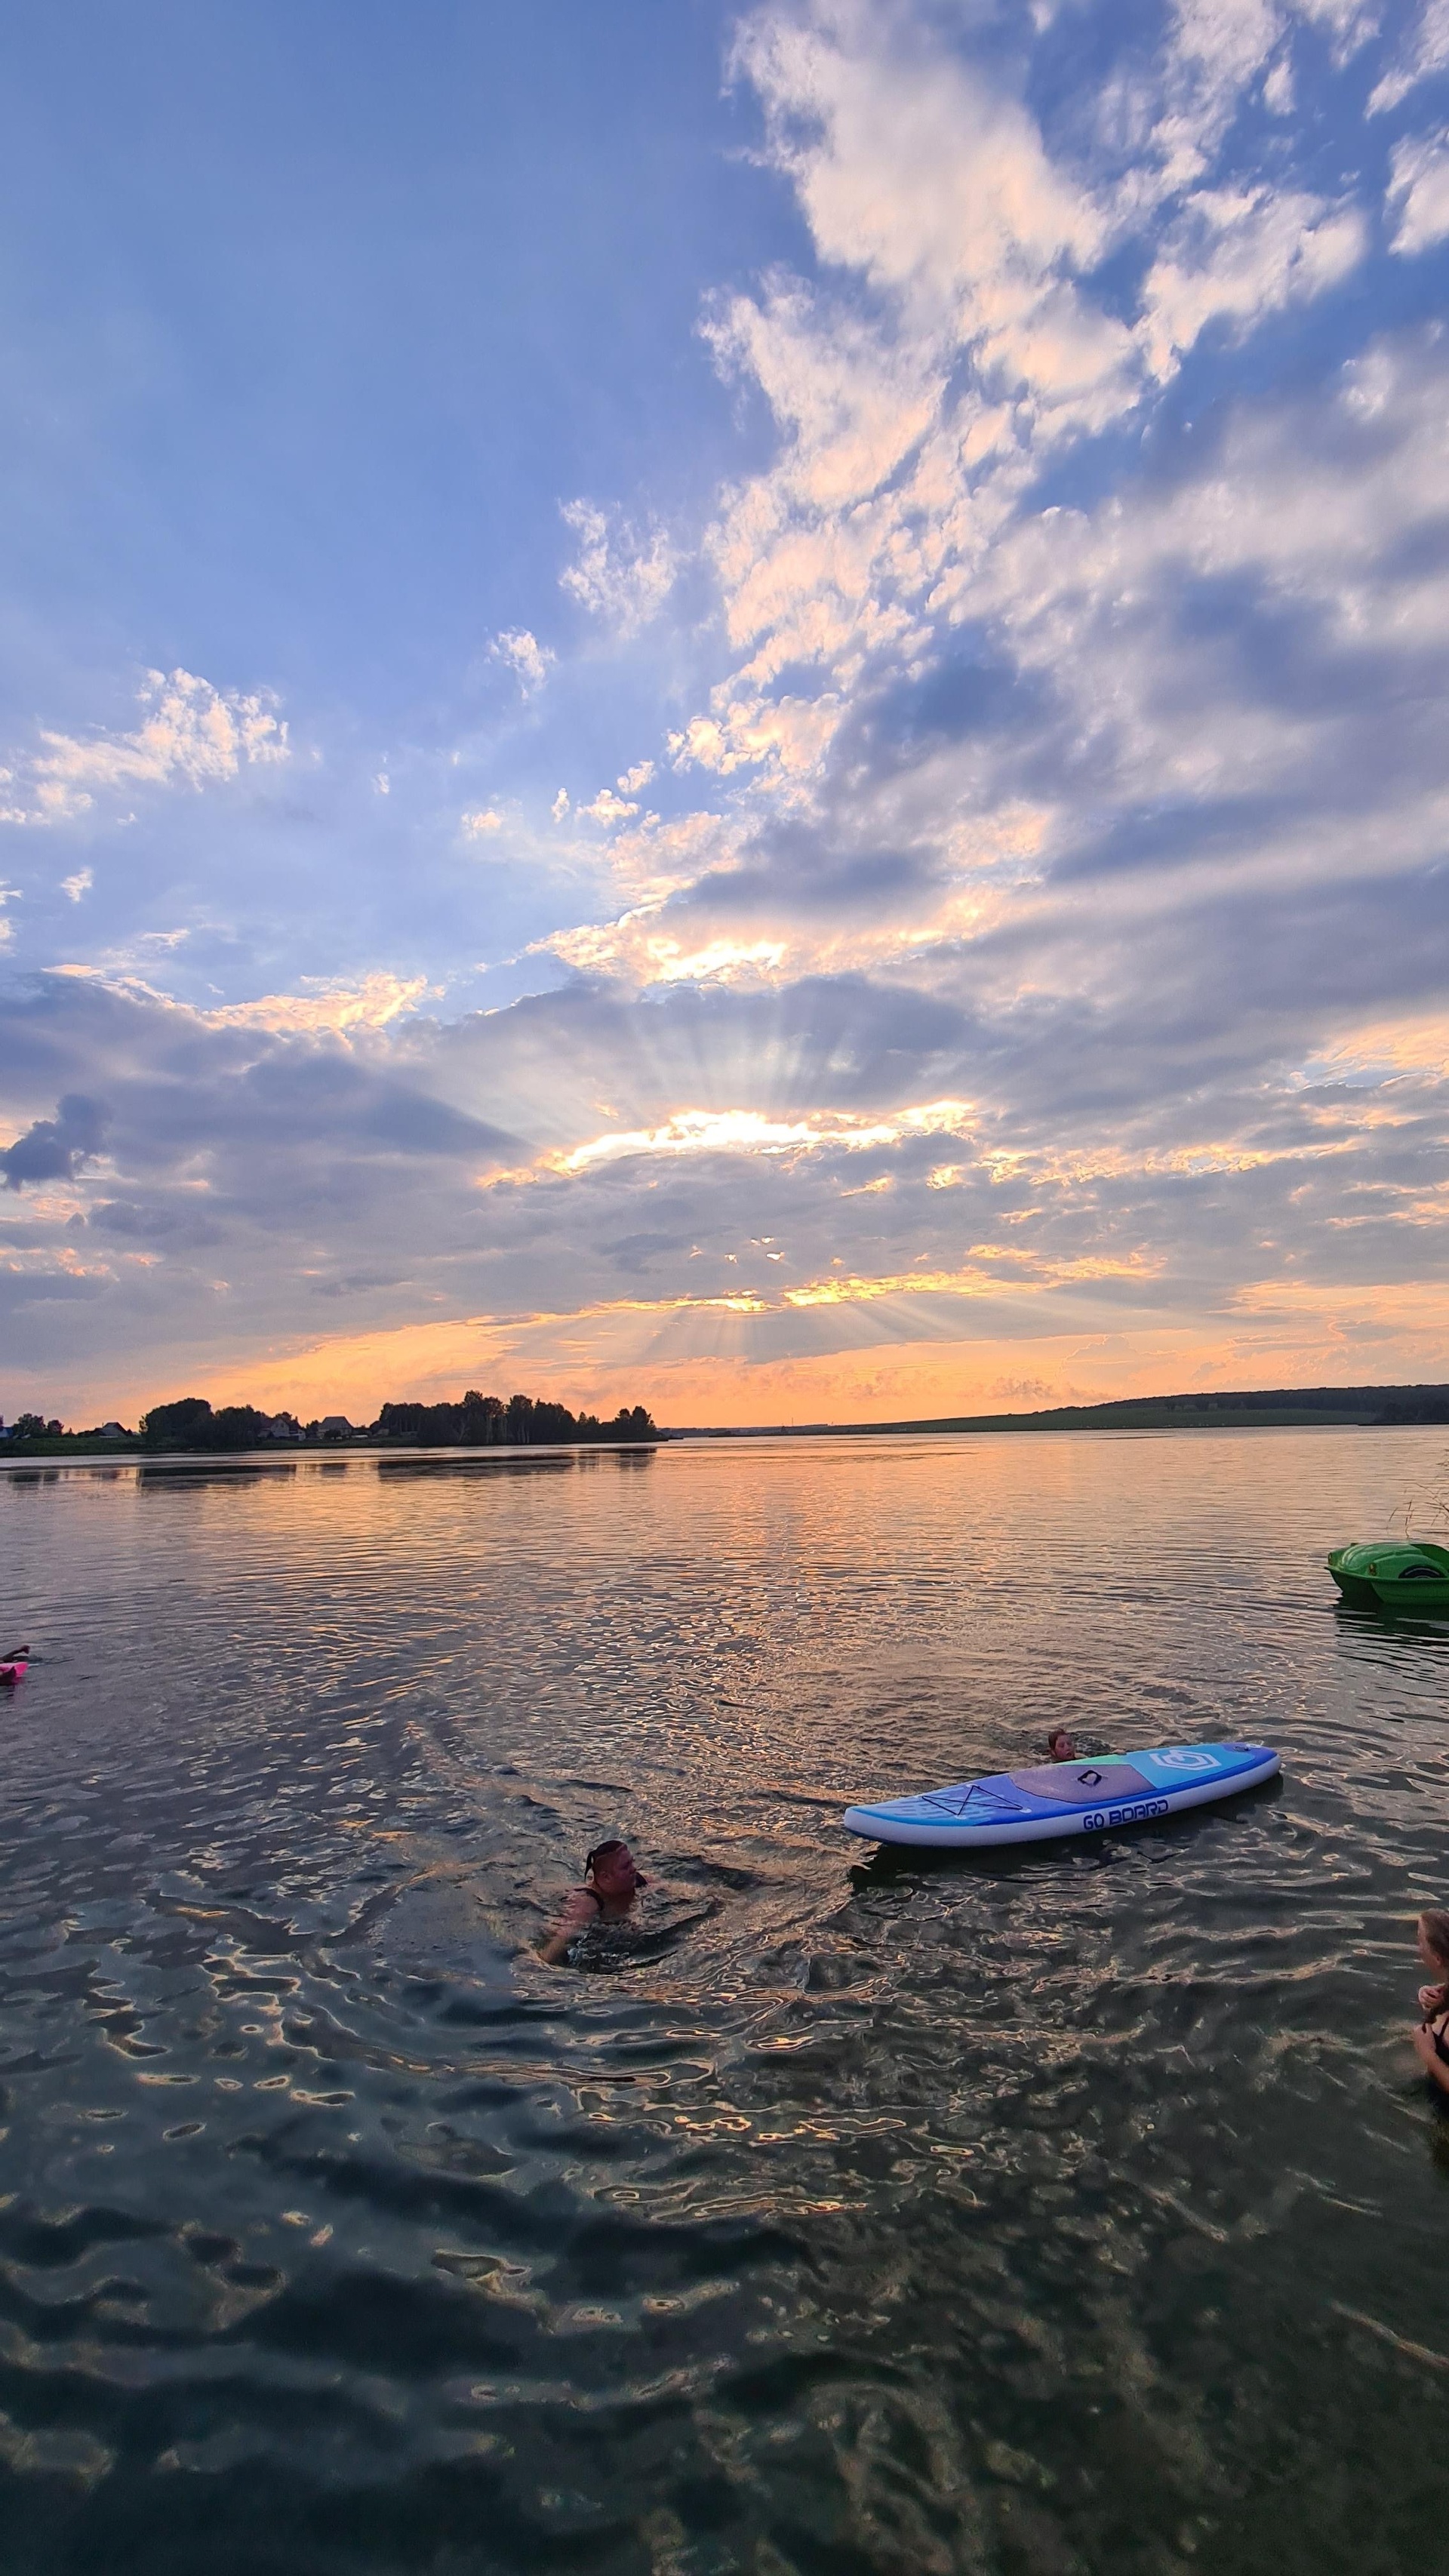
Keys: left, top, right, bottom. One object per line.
{"left": 1045, "top": 1727, "right": 1078, "bottom": 1762}
{"left": 539, "top": 1839, "right": 648, "bottom": 1966}
{"left": 1411, "top": 1909, "right": 1449, "bottom": 2094}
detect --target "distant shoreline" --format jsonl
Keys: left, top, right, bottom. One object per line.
{"left": 5, "top": 1390, "right": 1449, "bottom": 1468}
{"left": 666, "top": 1381, "right": 1449, "bottom": 1439}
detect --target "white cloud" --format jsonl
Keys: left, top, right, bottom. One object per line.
{"left": 558, "top": 1100, "right": 975, "bottom": 1173}
{"left": 551, "top": 788, "right": 571, "bottom": 821}
{"left": 51, "top": 965, "right": 432, "bottom": 1034}
{"left": 61, "top": 869, "right": 93, "bottom": 902}
{"left": 461, "top": 808, "right": 504, "bottom": 836}
{"left": 578, "top": 787, "right": 639, "bottom": 826}
{"left": 733, "top": 2, "right": 1109, "bottom": 334}
{"left": 7, "top": 669, "right": 289, "bottom": 826}
{"left": 617, "top": 761, "right": 655, "bottom": 794}
{"left": 373, "top": 771, "right": 390, "bottom": 795}
{"left": 1368, "top": 0, "right": 1449, "bottom": 112}
{"left": 201, "top": 974, "right": 433, "bottom": 1033}
{"left": 587, "top": 805, "right": 740, "bottom": 906}
{"left": 1292, "top": 0, "right": 1379, "bottom": 62}
{"left": 668, "top": 693, "right": 847, "bottom": 791}
{"left": 547, "top": 918, "right": 791, "bottom": 985}
{"left": 559, "top": 500, "right": 677, "bottom": 636}
{"left": 658, "top": 0, "right": 1372, "bottom": 833}
{"left": 488, "top": 628, "right": 554, "bottom": 693}
{"left": 1140, "top": 186, "right": 1364, "bottom": 377}
{"left": 1387, "top": 128, "right": 1449, "bottom": 253}
{"left": 1129, "top": 0, "right": 1282, "bottom": 201}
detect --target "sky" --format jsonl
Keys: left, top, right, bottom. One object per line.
{"left": 2, "top": 0, "right": 1447, "bottom": 1430}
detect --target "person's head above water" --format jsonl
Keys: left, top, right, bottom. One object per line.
{"left": 584, "top": 1839, "right": 648, "bottom": 1899}
{"left": 1045, "top": 1727, "right": 1078, "bottom": 1762}
{"left": 1418, "top": 1910, "right": 1449, "bottom": 1978}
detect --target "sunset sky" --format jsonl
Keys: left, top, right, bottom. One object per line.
{"left": 2, "top": 0, "right": 1447, "bottom": 1428}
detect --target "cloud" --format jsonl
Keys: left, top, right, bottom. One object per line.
{"left": 195, "top": 974, "right": 435, "bottom": 1034}
{"left": 1369, "top": 0, "right": 1449, "bottom": 113}
{"left": 1139, "top": 186, "right": 1365, "bottom": 377}
{"left": 488, "top": 628, "right": 554, "bottom": 693}
{"left": 2, "top": 944, "right": 1447, "bottom": 1420}
{"left": 1387, "top": 128, "right": 1449, "bottom": 253}
{"left": 60, "top": 868, "right": 94, "bottom": 902}
{"left": 559, "top": 500, "right": 677, "bottom": 634}
{"left": 461, "top": 808, "right": 504, "bottom": 836}
{"left": 51, "top": 966, "right": 432, "bottom": 1035}
{"left": 3, "top": 669, "right": 288, "bottom": 826}
{"left": 556, "top": 1100, "right": 975, "bottom": 1171}
{"left": 2, "top": 1091, "right": 109, "bottom": 1190}
{"left": 577, "top": 787, "right": 639, "bottom": 826}
{"left": 650, "top": 0, "right": 1374, "bottom": 837}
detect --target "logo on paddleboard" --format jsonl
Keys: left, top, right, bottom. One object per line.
{"left": 1150, "top": 1749, "right": 1219, "bottom": 1773}
{"left": 1081, "top": 1799, "right": 1170, "bottom": 1830}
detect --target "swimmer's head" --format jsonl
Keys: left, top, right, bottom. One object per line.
{"left": 1419, "top": 1910, "right": 1449, "bottom": 1974}
{"left": 1045, "top": 1727, "right": 1077, "bottom": 1761}
{"left": 585, "top": 1839, "right": 647, "bottom": 1897}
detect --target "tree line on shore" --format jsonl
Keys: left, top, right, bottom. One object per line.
{"left": 1, "top": 1392, "right": 660, "bottom": 1454}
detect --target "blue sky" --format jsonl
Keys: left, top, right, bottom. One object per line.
{"left": 2, "top": 0, "right": 1447, "bottom": 1426}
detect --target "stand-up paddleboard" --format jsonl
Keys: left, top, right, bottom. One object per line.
{"left": 844, "top": 1741, "right": 1279, "bottom": 1848}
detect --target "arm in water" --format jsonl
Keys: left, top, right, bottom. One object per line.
{"left": 539, "top": 1886, "right": 601, "bottom": 1967}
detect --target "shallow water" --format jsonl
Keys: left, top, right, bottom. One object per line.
{"left": 2, "top": 1427, "right": 1449, "bottom": 2575}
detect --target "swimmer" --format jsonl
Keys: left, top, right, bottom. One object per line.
{"left": 1045, "top": 1727, "right": 1078, "bottom": 1762}
{"left": 1412, "top": 1909, "right": 1449, "bottom": 2094}
{"left": 539, "top": 1838, "right": 648, "bottom": 1967}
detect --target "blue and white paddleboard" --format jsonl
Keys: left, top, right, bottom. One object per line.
{"left": 844, "top": 1741, "right": 1279, "bottom": 1848}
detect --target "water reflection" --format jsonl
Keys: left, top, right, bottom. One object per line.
{"left": 0, "top": 1429, "right": 1447, "bottom": 2571}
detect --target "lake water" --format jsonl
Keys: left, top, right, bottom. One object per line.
{"left": 2, "top": 1427, "right": 1449, "bottom": 2575}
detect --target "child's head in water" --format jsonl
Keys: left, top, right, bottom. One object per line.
{"left": 585, "top": 1839, "right": 647, "bottom": 1900}
{"left": 1045, "top": 1727, "right": 1078, "bottom": 1762}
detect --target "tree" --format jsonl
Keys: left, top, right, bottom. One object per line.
{"left": 141, "top": 1398, "right": 216, "bottom": 1451}
{"left": 460, "top": 1390, "right": 505, "bottom": 1445}
{"left": 357, "top": 1389, "right": 660, "bottom": 1448}
{"left": 210, "top": 1405, "right": 270, "bottom": 1451}
{"left": 140, "top": 1398, "right": 269, "bottom": 1452}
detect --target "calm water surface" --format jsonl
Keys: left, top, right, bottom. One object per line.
{"left": 3, "top": 1430, "right": 1449, "bottom": 2575}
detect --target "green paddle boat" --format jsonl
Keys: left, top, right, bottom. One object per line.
{"left": 1328, "top": 1539, "right": 1449, "bottom": 1613}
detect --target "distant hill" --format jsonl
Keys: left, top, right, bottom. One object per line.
{"left": 670, "top": 1383, "right": 1449, "bottom": 1438}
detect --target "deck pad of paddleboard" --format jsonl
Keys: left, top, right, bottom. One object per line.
{"left": 844, "top": 1741, "right": 1278, "bottom": 1847}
